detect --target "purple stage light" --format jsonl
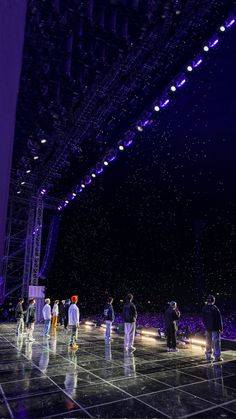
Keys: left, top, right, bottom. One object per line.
{"left": 85, "top": 175, "right": 92, "bottom": 184}
{"left": 193, "top": 58, "right": 203, "bottom": 68}
{"left": 143, "top": 119, "right": 150, "bottom": 126}
{"left": 209, "top": 38, "right": 219, "bottom": 48}
{"left": 225, "top": 18, "right": 235, "bottom": 28}
{"left": 58, "top": 206, "right": 62, "bottom": 211}
{"left": 177, "top": 78, "right": 186, "bottom": 88}
{"left": 160, "top": 99, "right": 170, "bottom": 108}
{"left": 124, "top": 139, "right": 133, "bottom": 147}
{"left": 96, "top": 163, "right": 104, "bottom": 174}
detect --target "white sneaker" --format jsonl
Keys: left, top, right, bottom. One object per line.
{"left": 128, "top": 346, "right": 136, "bottom": 352}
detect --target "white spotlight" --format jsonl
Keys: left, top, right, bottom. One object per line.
{"left": 220, "top": 26, "right": 225, "bottom": 32}
{"left": 119, "top": 145, "right": 124, "bottom": 151}
{"left": 104, "top": 161, "right": 109, "bottom": 166}
{"left": 41, "top": 139, "right": 47, "bottom": 143}
{"left": 137, "top": 126, "right": 143, "bottom": 132}
{"left": 91, "top": 173, "right": 96, "bottom": 178}
{"left": 154, "top": 105, "right": 160, "bottom": 112}
{"left": 203, "top": 46, "right": 209, "bottom": 52}
{"left": 170, "top": 85, "right": 176, "bottom": 92}
{"left": 81, "top": 183, "right": 86, "bottom": 188}
{"left": 21, "top": 181, "right": 25, "bottom": 185}
{"left": 33, "top": 156, "right": 39, "bottom": 160}
{"left": 26, "top": 169, "right": 31, "bottom": 174}
{"left": 187, "top": 66, "right": 193, "bottom": 72}
{"left": 17, "top": 190, "right": 21, "bottom": 194}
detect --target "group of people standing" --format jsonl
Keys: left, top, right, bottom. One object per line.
{"left": 15, "top": 292, "right": 223, "bottom": 361}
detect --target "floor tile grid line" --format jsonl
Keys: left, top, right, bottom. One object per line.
{"left": 176, "top": 385, "right": 229, "bottom": 409}
{"left": 1, "top": 332, "right": 169, "bottom": 418}
{"left": 180, "top": 398, "right": 236, "bottom": 419}
{"left": 1, "top": 335, "right": 94, "bottom": 419}
{"left": 43, "top": 397, "right": 134, "bottom": 419}
{"left": 175, "top": 366, "right": 234, "bottom": 381}
{"left": 38, "top": 338, "right": 172, "bottom": 419}
{"left": 0, "top": 384, "right": 14, "bottom": 419}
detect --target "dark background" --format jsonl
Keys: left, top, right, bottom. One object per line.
{"left": 46, "top": 28, "right": 236, "bottom": 315}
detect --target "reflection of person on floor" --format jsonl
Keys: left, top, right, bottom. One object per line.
{"left": 104, "top": 297, "right": 115, "bottom": 344}
{"left": 16, "top": 334, "right": 24, "bottom": 351}
{"left": 123, "top": 293, "right": 137, "bottom": 352}
{"left": 52, "top": 300, "right": 59, "bottom": 335}
{"left": 124, "top": 351, "right": 136, "bottom": 377}
{"left": 164, "top": 301, "right": 180, "bottom": 352}
{"left": 39, "top": 340, "right": 50, "bottom": 373}
{"left": 25, "top": 341, "right": 33, "bottom": 360}
{"left": 105, "top": 343, "right": 112, "bottom": 361}
{"left": 25, "top": 299, "right": 36, "bottom": 342}
{"left": 42, "top": 298, "right": 52, "bottom": 338}
{"left": 65, "top": 352, "right": 78, "bottom": 397}
{"left": 15, "top": 298, "right": 25, "bottom": 336}
{"left": 202, "top": 295, "right": 223, "bottom": 362}
{"left": 68, "top": 295, "right": 80, "bottom": 349}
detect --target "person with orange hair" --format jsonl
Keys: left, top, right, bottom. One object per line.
{"left": 68, "top": 295, "right": 80, "bottom": 349}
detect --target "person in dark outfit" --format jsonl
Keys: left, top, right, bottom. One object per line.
{"left": 64, "top": 299, "right": 70, "bottom": 330}
{"left": 123, "top": 293, "right": 137, "bottom": 352}
{"left": 164, "top": 301, "right": 180, "bottom": 352}
{"left": 202, "top": 295, "right": 223, "bottom": 362}
{"left": 25, "top": 298, "right": 36, "bottom": 342}
{"left": 15, "top": 298, "right": 25, "bottom": 335}
{"left": 104, "top": 297, "right": 115, "bottom": 343}
{"left": 59, "top": 300, "right": 65, "bottom": 325}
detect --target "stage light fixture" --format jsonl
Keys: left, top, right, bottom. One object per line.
{"left": 177, "top": 78, "right": 186, "bottom": 87}
{"left": 104, "top": 161, "right": 109, "bottom": 166}
{"left": 154, "top": 105, "right": 160, "bottom": 112}
{"left": 26, "top": 169, "right": 31, "bottom": 174}
{"left": 72, "top": 192, "right": 76, "bottom": 197}
{"left": 209, "top": 38, "right": 219, "bottom": 48}
{"left": 225, "top": 18, "right": 235, "bottom": 28}
{"left": 17, "top": 190, "right": 21, "bottom": 194}
{"left": 81, "top": 183, "right": 86, "bottom": 188}
{"left": 91, "top": 173, "right": 96, "bottom": 178}
{"left": 137, "top": 126, "right": 143, "bottom": 132}
{"left": 193, "top": 58, "right": 203, "bottom": 68}
{"left": 220, "top": 26, "right": 225, "bottom": 32}
{"left": 65, "top": 200, "right": 69, "bottom": 204}
{"left": 41, "top": 139, "right": 47, "bottom": 143}
{"left": 187, "top": 65, "right": 193, "bottom": 72}
{"left": 21, "top": 181, "right": 25, "bottom": 185}
{"left": 33, "top": 156, "right": 39, "bottom": 160}
{"left": 160, "top": 99, "right": 170, "bottom": 108}
{"left": 119, "top": 145, "right": 124, "bottom": 151}
{"left": 170, "top": 85, "right": 176, "bottom": 92}
{"left": 203, "top": 45, "right": 209, "bottom": 52}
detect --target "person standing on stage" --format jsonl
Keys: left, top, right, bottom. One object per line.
{"left": 68, "top": 295, "right": 80, "bottom": 349}
{"left": 123, "top": 293, "right": 137, "bottom": 352}
{"left": 104, "top": 297, "right": 115, "bottom": 343}
{"left": 64, "top": 299, "right": 70, "bottom": 331}
{"left": 164, "top": 301, "right": 180, "bottom": 352}
{"left": 202, "top": 295, "right": 223, "bottom": 362}
{"left": 42, "top": 298, "right": 52, "bottom": 338}
{"left": 25, "top": 299, "right": 36, "bottom": 342}
{"left": 15, "top": 297, "right": 25, "bottom": 336}
{"left": 52, "top": 300, "right": 59, "bottom": 335}
{"left": 59, "top": 300, "right": 65, "bottom": 326}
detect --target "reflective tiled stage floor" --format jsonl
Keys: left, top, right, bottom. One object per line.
{"left": 0, "top": 325, "right": 236, "bottom": 418}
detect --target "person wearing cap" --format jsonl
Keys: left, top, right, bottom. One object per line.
{"left": 42, "top": 298, "right": 52, "bottom": 338}
{"left": 202, "top": 295, "right": 223, "bottom": 362}
{"left": 68, "top": 295, "right": 80, "bottom": 349}
{"left": 164, "top": 301, "right": 180, "bottom": 352}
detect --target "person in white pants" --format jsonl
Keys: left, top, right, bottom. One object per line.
{"left": 123, "top": 294, "right": 137, "bottom": 352}
{"left": 42, "top": 298, "right": 52, "bottom": 338}
{"left": 68, "top": 295, "right": 80, "bottom": 349}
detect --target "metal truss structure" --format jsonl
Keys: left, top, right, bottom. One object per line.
{"left": 2, "top": 0, "right": 235, "bottom": 303}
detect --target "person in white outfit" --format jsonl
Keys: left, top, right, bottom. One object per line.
{"left": 123, "top": 293, "right": 137, "bottom": 352}
{"left": 68, "top": 295, "right": 80, "bottom": 349}
{"left": 42, "top": 298, "right": 52, "bottom": 338}
{"left": 52, "top": 300, "right": 59, "bottom": 335}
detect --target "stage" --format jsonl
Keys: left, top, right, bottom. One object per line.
{"left": 0, "top": 324, "right": 236, "bottom": 418}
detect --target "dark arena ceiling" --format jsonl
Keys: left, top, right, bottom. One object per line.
{"left": 12, "top": 0, "right": 236, "bottom": 204}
